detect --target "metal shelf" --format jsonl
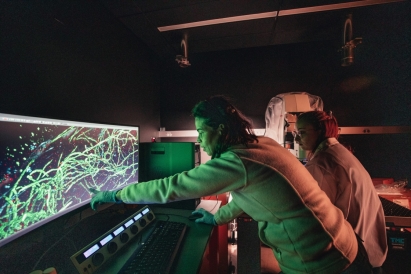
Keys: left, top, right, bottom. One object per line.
{"left": 338, "top": 126, "right": 411, "bottom": 135}
{"left": 158, "top": 126, "right": 411, "bottom": 138}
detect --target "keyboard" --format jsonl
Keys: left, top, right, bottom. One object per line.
{"left": 379, "top": 196, "right": 411, "bottom": 227}
{"left": 119, "top": 220, "right": 187, "bottom": 274}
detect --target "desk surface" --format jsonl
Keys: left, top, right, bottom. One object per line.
{"left": 378, "top": 188, "right": 411, "bottom": 209}
{"left": 96, "top": 203, "right": 219, "bottom": 274}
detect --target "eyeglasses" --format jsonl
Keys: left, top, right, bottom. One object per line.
{"left": 292, "top": 130, "right": 302, "bottom": 138}
{"left": 292, "top": 129, "right": 316, "bottom": 138}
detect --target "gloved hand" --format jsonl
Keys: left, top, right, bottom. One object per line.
{"left": 89, "top": 188, "right": 120, "bottom": 210}
{"left": 192, "top": 208, "right": 217, "bottom": 226}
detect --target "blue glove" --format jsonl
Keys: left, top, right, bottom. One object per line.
{"left": 192, "top": 208, "right": 217, "bottom": 226}
{"left": 89, "top": 188, "right": 121, "bottom": 210}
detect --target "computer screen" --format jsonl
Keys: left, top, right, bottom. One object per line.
{"left": 0, "top": 113, "right": 139, "bottom": 247}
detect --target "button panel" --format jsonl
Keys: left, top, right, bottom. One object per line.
{"left": 70, "top": 206, "right": 155, "bottom": 274}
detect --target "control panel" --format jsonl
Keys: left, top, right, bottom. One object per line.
{"left": 70, "top": 206, "right": 155, "bottom": 274}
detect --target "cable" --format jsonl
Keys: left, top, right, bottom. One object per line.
{"left": 268, "top": 0, "right": 284, "bottom": 45}
{"left": 31, "top": 221, "right": 81, "bottom": 271}
{"left": 31, "top": 206, "right": 110, "bottom": 271}
{"left": 208, "top": 197, "right": 220, "bottom": 213}
{"left": 157, "top": 212, "right": 196, "bottom": 224}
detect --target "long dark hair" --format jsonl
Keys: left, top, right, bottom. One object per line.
{"left": 297, "top": 111, "right": 339, "bottom": 152}
{"left": 191, "top": 95, "right": 258, "bottom": 158}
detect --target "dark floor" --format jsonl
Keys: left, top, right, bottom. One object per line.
{"left": 229, "top": 243, "right": 411, "bottom": 274}
{"left": 381, "top": 248, "right": 411, "bottom": 274}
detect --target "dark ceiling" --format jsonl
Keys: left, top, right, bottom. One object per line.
{"left": 100, "top": 0, "right": 407, "bottom": 60}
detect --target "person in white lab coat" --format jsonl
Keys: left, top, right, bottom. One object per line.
{"left": 295, "top": 110, "right": 388, "bottom": 274}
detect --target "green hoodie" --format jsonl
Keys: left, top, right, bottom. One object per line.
{"left": 120, "top": 137, "right": 357, "bottom": 274}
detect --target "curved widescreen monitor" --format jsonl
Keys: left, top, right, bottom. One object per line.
{"left": 0, "top": 113, "right": 139, "bottom": 247}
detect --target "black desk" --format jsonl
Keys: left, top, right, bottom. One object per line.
{"left": 95, "top": 206, "right": 216, "bottom": 274}
{"left": 0, "top": 202, "right": 219, "bottom": 274}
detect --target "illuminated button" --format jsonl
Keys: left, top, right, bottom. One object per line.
{"left": 83, "top": 244, "right": 99, "bottom": 258}
{"left": 134, "top": 213, "right": 142, "bottom": 221}
{"left": 124, "top": 219, "right": 134, "bottom": 228}
{"left": 100, "top": 234, "right": 113, "bottom": 246}
{"left": 113, "top": 226, "right": 125, "bottom": 236}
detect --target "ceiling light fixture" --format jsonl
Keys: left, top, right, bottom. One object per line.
{"left": 340, "top": 14, "right": 362, "bottom": 66}
{"left": 175, "top": 36, "right": 191, "bottom": 68}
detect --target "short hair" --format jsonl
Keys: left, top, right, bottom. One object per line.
{"left": 192, "top": 95, "right": 258, "bottom": 158}
{"left": 297, "top": 111, "right": 339, "bottom": 151}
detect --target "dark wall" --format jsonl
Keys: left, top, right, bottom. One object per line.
{"left": 0, "top": 0, "right": 161, "bottom": 142}
{"left": 158, "top": 3, "right": 411, "bottom": 180}
{"left": 0, "top": 2, "right": 161, "bottom": 272}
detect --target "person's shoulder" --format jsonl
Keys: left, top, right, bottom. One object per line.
{"left": 314, "top": 140, "right": 358, "bottom": 167}
{"left": 252, "top": 136, "right": 282, "bottom": 148}
{"left": 218, "top": 149, "right": 243, "bottom": 161}
{"left": 326, "top": 139, "right": 355, "bottom": 157}
{"left": 226, "top": 137, "right": 281, "bottom": 153}
{"left": 258, "top": 136, "right": 277, "bottom": 144}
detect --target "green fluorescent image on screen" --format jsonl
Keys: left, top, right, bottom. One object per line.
{"left": 0, "top": 113, "right": 139, "bottom": 247}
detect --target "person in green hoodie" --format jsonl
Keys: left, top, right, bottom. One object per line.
{"left": 90, "top": 95, "right": 372, "bottom": 274}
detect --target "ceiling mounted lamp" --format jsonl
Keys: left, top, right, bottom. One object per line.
{"left": 175, "top": 36, "right": 191, "bottom": 68}
{"left": 340, "top": 14, "right": 362, "bottom": 66}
